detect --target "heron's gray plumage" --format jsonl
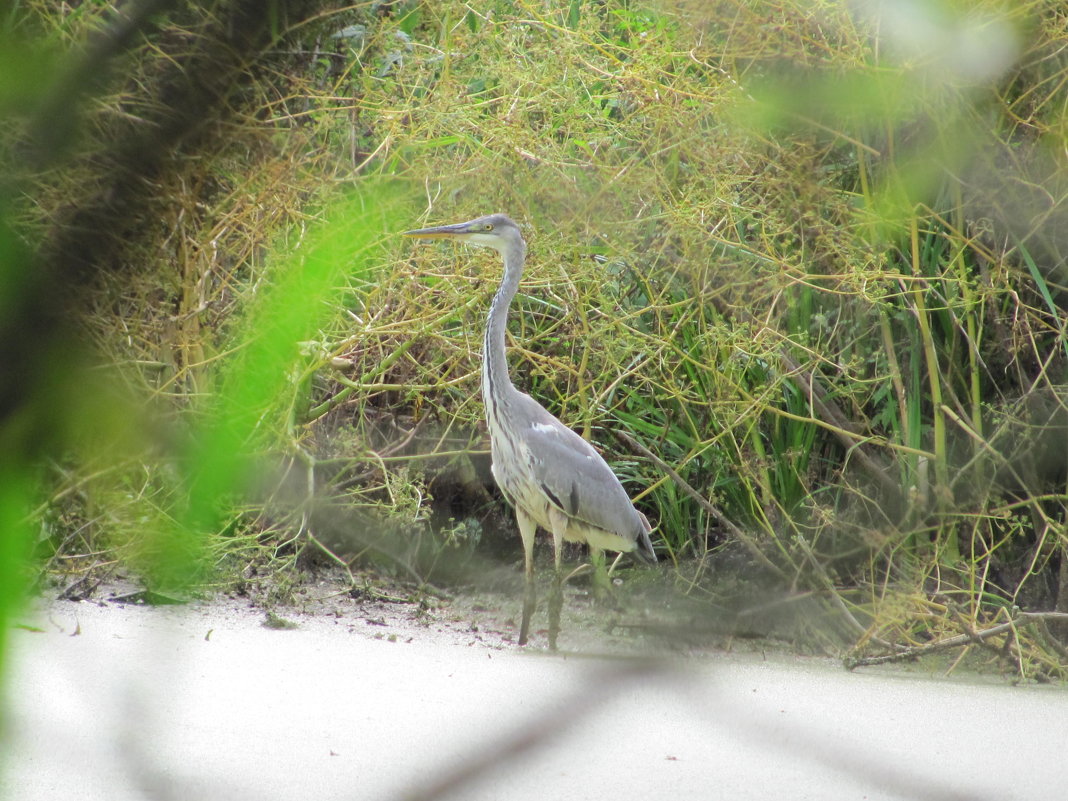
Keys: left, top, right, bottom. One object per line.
{"left": 404, "top": 212, "right": 656, "bottom": 648}
{"left": 516, "top": 396, "right": 652, "bottom": 547}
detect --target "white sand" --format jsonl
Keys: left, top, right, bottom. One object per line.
{"left": 4, "top": 598, "right": 1066, "bottom": 801}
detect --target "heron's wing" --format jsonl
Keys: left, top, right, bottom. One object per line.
{"left": 513, "top": 394, "right": 643, "bottom": 540}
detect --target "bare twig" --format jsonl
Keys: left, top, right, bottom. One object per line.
{"left": 844, "top": 611, "right": 1068, "bottom": 669}
{"left": 399, "top": 659, "right": 664, "bottom": 801}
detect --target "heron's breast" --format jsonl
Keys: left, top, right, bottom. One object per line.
{"left": 489, "top": 432, "right": 552, "bottom": 525}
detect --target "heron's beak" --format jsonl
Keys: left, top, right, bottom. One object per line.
{"left": 402, "top": 222, "right": 468, "bottom": 240}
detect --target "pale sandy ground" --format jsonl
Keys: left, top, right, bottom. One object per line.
{"left": 3, "top": 592, "right": 1067, "bottom": 801}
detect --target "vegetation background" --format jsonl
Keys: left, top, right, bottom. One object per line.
{"left": 1, "top": 0, "right": 1066, "bottom": 679}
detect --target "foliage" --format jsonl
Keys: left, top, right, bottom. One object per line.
{"left": 2, "top": 0, "right": 1067, "bottom": 678}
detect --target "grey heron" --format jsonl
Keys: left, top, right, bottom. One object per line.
{"left": 404, "top": 213, "right": 656, "bottom": 649}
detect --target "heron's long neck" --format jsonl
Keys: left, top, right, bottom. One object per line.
{"left": 482, "top": 241, "right": 526, "bottom": 408}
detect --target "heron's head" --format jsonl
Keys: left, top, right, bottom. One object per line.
{"left": 402, "top": 213, "right": 523, "bottom": 255}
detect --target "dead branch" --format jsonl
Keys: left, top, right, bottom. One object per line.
{"left": 844, "top": 611, "right": 1068, "bottom": 669}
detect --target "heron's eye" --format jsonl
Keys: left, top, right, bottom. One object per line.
{"left": 484, "top": 223, "right": 493, "bottom": 231}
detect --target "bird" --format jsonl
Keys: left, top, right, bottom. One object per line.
{"left": 404, "top": 213, "right": 656, "bottom": 649}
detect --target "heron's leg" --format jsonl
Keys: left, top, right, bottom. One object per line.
{"left": 588, "top": 546, "right": 613, "bottom": 599}
{"left": 547, "top": 509, "right": 567, "bottom": 651}
{"left": 516, "top": 507, "right": 537, "bottom": 646}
